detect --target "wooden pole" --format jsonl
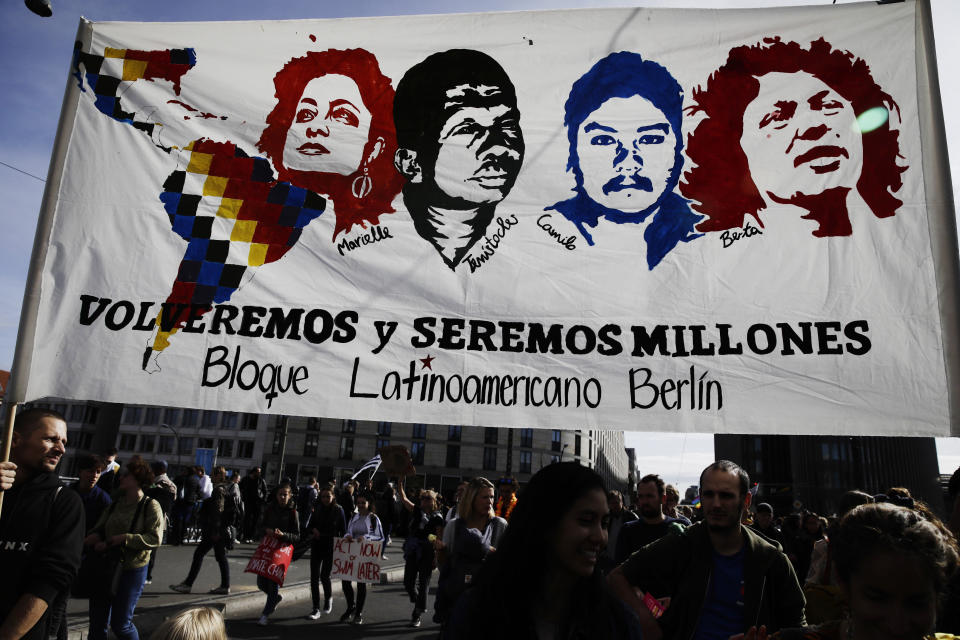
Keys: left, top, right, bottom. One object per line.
{"left": 0, "top": 402, "right": 19, "bottom": 518}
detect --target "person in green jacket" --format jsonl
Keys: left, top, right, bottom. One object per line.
{"left": 608, "top": 460, "right": 805, "bottom": 640}
{"left": 83, "top": 455, "right": 164, "bottom": 640}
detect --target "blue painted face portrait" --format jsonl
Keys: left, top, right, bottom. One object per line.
{"left": 547, "top": 51, "right": 701, "bottom": 269}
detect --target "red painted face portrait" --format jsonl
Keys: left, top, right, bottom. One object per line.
{"left": 681, "top": 37, "right": 906, "bottom": 238}
{"left": 258, "top": 48, "right": 404, "bottom": 238}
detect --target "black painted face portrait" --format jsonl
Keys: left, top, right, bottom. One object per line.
{"left": 394, "top": 49, "right": 524, "bottom": 210}
{"left": 431, "top": 83, "right": 523, "bottom": 207}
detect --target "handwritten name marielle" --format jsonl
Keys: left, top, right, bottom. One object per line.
{"left": 337, "top": 225, "right": 393, "bottom": 256}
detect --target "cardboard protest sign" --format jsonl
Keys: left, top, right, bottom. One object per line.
{"left": 244, "top": 535, "right": 294, "bottom": 586}
{"left": 330, "top": 536, "right": 383, "bottom": 584}
{"left": 11, "top": 2, "right": 959, "bottom": 436}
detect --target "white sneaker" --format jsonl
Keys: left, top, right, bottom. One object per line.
{"left": 322, "top": 599, "right": 333, "bottom": 614}
{"left": 257, "top": 615, "right": 269, "bottom": 626}
{"left": 306, "top": 610, "right": 322, "bottom": 620}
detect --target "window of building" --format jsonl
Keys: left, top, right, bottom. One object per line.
{"left": 143, "top": 407, "right": 159, "bottom": 425}
{"left": 342, "top": 419, "right": 356, "bottom": 433}
{"left": 377, "top": 421, "right": 392, "bottom": 436}
{"left": 178, "top": 437, "right": 195, "bottom": 455}
{"left": 376, "top": 437, "right": 390, "bottom": 452}
{"left": 163, "top": 408, "right": 180, "bottom": 426}
{"left": 520, "top": 428, "right": 533, "bottom": 448}
{"left": 411, "top": 441, "right": 425, "bottom": 465}
{"left": 551, "top": 430, "right": 562, "bottom": 451}
{"left": 412, "top": 424, "right": 427, "bottom": 439}
{"left": 241, "top": 413, "right": 258, "bottom": 430}
{"left": 445, "top": 444, "right": 460, "bottom": 468}
{"left": 307, "top": 418, "right": 322, "bottom": 432}
{"left": 272, "top": 432, "right": 283, "bottom": 455}
{"left": 198, "top": 437, "right": 214, "bottom": 449}
{"left": 221, "top": 412, "right": 237, "bottom": 429}
{"left": 550, "top": 455, "right": 560, "bottom": 464}
{"left": 139, "top": 434, "right": 156, "bottom": 453}
{"left": 237, "top": 440, "right": 254, "bottom": 458}
{"left": 157, "top": 436, "right": 174, "bottom": 455}
{"left": 484, "top": 428, "right": 498, "bottom": 445}
{"left": 519, "top": 451, "right": 532, "bottom": 473}
{"left": 304, "top": 434, "right": 319, "bottom": 457}
{"left": 118, "top": 433, "right": 137, "bottom": 450}
{"left": 181, "top": 409, "right": 198, "bottom": 427}
{"left": 483, "top": 447, "right": 497, "bottom": 470}
{"left": 76, "top": 432, "right": 93, "bottom": 450}
{"left": 339, "top": 437, "right": 354, "bottom": 459}
{"left": 575, "top": 434, "right": 582, "bottom": 456}
{"left": 123, "top": 407, "right": 142, "bottom": 425}
{"left": 202, "top": 410, "right": 219, "bottom": 428}
{"left": 448, "top": 425, "right": 461, "bottom": 441}
{"left": 68, "top": 404, "right": 86, "bottom": 422}
{"left": 218, "top": 439, "right": 234, "bottom": 458}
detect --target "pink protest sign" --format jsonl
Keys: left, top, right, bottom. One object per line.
{"left": 330, "top": 536, "right": 383, "bottom": 584}
{"left": 244, "top": 535, "right": 294, "bottom": 586}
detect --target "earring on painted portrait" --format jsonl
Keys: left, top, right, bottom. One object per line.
{"left": 352, "top": 165, "right": 373, "bottom": 199}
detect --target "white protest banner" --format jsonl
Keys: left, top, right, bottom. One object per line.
{"left": 9, "top": 1, "right": 959, "bottom": 436}
{"left": 331, "top": 536, "right": 383, "bottom": 584}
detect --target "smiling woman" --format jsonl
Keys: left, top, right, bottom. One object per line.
{"left": 445, "top": 462, "right": 642, "bottom": 640}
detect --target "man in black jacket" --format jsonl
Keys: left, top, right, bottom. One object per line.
{"left": 239, "top": 466, "right": 267, "bottom": 542}
{"left": 0, "top": 408, "right": 84, "bottom": 640}
{"left": 608, "top": 460, "right": 804, "bottom": 640}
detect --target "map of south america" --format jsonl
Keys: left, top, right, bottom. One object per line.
{"left": 73, "top": 45, "right": 327, "bottom": 371}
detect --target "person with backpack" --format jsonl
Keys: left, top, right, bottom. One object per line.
{"left": 297, "top": 476, "right": 319, "bottom": 534}
{"left": 304, "top": 484, "right": 346, "bottom": 620}
{"left": 168, "top": 467, "right": 235, "bottom": 595}
{"left": 83, "top": 456, "right": 164, "bottom": 640}
{"left": 398, "top": 478, "right": 445, "bottom": 628}
{"left": 144, "top": 460, "right": 177, "bottom": 585}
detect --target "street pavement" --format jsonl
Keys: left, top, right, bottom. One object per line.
{"left": 63, "top": 538, "right": 440, "bottom": 639}
{"left": 225, "top": 581, "right": 441, "bottom": 639}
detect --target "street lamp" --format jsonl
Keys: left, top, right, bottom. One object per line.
{"left": 559, "top": 443, "right": 569, "bottom": 462}
{"left": 160, "top": 423, "right": 182, "bottom": 472}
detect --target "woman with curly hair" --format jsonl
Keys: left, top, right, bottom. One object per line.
{"left": 766, "top": 502, "right": 959, "bottom": 640}
{"left": 258, "top": 48, "right": 404, "bottom": 238}
{"left": 84, "top": 456, "right": 164, "bottom": 640}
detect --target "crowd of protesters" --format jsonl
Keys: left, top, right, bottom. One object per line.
{"left": 1, "top": 407, "right": 959, "bottom": 639}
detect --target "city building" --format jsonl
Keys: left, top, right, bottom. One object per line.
{"left": 20, "top": 394, "right": 630, "bottom": 503}
{"left": 715, "top": 434, "right": 942, "bottom": 516}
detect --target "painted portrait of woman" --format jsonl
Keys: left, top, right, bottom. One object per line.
{"left": 258, "top": 48, "right": 404, "bottom": 238}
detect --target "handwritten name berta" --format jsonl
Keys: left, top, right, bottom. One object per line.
{"left": 720, "top": 221, "right": 762, "bottom": 248}
{"left": 337, "top": 225, "right": 393, "bottom": 256}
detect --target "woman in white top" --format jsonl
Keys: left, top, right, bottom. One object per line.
{"left": 338, "top": 493, "right": 383, "bottom": 625}
{"left": 435, "top": 477, "right": 507, "bottom": 626}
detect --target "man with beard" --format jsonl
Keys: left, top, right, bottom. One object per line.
{"left": 0, "top": 408, "right": 84, "bottom": 640}
{"left": 546, "top": 51, "right": 701, "bottom": 269}
{"left": 608, "top": 461, "right": 804, "bottom": 640}
{"left": 393, "top": 49, "right": 524, "bottom": 270}
{"left": 614, "top": 474, "right": 681, "bottom": 565}
{"left": 601, "top": 489, "right": 637, "bottom": 573}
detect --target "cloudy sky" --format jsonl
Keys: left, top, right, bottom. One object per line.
{"left": 1, "top": 0, "right": 957, "bottom": 487}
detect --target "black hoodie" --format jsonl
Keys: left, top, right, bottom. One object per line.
{"left": 0, "top": 470, "right": 84, "bottom": 640}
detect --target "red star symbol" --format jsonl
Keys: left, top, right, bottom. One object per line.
{"left": 419, "top": 354, "right": 435, "bottom": 370}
